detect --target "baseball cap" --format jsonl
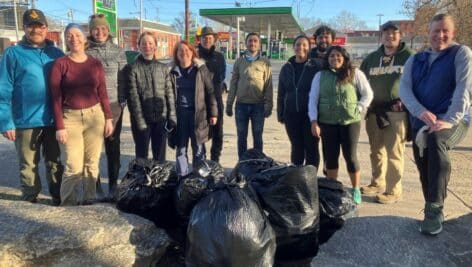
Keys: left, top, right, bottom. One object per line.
{"left": 381, "top": 21, "right": 400, "bottom": 31}
{"left": 23, "top": 9, "right": 48, "bottom": 27}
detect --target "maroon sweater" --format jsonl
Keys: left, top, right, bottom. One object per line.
{"left": 49, "top": 56, "right": 113, "bottom": 130}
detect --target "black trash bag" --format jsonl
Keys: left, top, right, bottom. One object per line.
{"left": 154, "top": 244, "right": 185, "bottom": 267}
{"left": 230, "top": 149, "right": 279, "bottom": 182}
{"left": 117, "top": 159, "right": 179, "bottom": 228}
{"left": 174, "top": 160, "right": 227, "bottom": 225}
{"left": 250, "top": 165, "right": 320, "bottom": 260}
{"left": 318, "top": 178, "right": 358, "bottom": 244}
{"left": 186, "top": 183, "right": 276, "bottom": 267}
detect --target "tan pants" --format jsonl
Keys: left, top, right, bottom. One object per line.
{"left": 366, "top": 112, "right": 408, "bottom": 195}
{"left": 60, "top": 104, "right": 105, "bottom": 205}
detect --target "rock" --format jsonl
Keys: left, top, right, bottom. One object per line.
{"left": 0, "top": 198, "right": 171, "bottom": 267}
{"left": 313, "top": 215, "right": 472, "bottom": 266}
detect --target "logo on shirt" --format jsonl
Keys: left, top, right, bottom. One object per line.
{"left": 369, "top": 65, "right": 404, "bottom": 76}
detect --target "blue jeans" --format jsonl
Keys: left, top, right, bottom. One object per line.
{"left": 176, "top": 108, "right": 206, "bottom": 176}
{"left": 235, "top": 102, "right": 265, "bottom": 159}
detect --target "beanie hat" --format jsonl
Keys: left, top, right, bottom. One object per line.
{"left": 65, "top": 23, "right": 85, "bottom": 38}
{"left": 89, "top": 14, "right": 110, "bottom": 32}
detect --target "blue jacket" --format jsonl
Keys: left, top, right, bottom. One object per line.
{"left": 0, "top": 38, "right": 64, "bottom": 131}
{"left": 411, "top": 45, "right": 460, "bottom": 130}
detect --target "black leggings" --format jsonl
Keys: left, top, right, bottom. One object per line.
{"left": 320, "top": 122, "right": 360, "bottom": 173}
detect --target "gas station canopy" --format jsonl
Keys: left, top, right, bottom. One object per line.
{"left": 199, "top": 7, "right": 303, "bottom": 37}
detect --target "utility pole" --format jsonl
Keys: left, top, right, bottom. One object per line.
{"left": 31, "top": 0, "right": 36, "bottom": 9}
{"left": 13, "top": 0, "right": 19, "bottom": 42}
{"left": 377, "top": 13, "right": 383, "bottom": 46}
{"left": 139, "top": 0, "right": 143, "bottom": 34}
{"left": 185, "top": 0, "right": 189, "bottom": 42}
{"left": 67, "top": 9, "right": 74, "bottom": 22}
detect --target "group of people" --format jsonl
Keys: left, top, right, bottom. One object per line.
{"left": 0, "top": 9, "right": 226, "bottom": 206}
{"left": 0, "top": 9, "right": 470, "bottom": 236}
{"left": 278, "top": 15, "right": 471, "bottom": 236}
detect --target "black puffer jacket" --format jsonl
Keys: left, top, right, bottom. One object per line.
{"left": 277, "top": 56, "right": 324, "bottom": 121}
{"left": 168, "top": 58, "right": 218, "bottom": 144}
{"left": 128, "top": 55, "right": 176, "bottom": 130}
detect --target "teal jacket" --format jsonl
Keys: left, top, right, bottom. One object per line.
{"left": 0, "top": 38, "right": 64, "bottom": 131}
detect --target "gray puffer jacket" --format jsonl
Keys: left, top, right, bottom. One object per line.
{"left": 128, "top": 55, "right": 176, "bottom": 130}
{"left": 87, "top": 39, "right": 127, "bottom": 105}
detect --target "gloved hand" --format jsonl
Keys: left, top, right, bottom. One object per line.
{"left": 166, "top": 119, "right": 177, "bottom": 132}
{"left": 226, "top": 105, "right": 233, "bottom": 117}
{"left": 264, "top": 105, "right": 272, "bottom": 118}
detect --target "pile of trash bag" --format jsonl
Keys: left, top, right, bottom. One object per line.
{"left": 117, "top": 151, "right": 357, "bottom": 266}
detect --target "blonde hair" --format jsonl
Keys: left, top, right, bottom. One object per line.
{"left": 138, "top": 31, "right": 157, "bottom": 46}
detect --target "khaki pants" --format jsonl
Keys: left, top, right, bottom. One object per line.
{"left": 14, "top": 127, "right": 63, "bottom": 201}
{"left": 60, "top": 104, "right": 105, "bottom": 205}
{"left": 366, "top": 112, "right": 408, "bottom": 195}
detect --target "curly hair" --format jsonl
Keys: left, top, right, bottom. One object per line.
{"left": 326, "top": 45, "right": 354, "bottom": 84}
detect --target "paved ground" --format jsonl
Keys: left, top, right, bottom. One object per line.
{"left": 0, "top": 59, "right": 471, "bottom": 256}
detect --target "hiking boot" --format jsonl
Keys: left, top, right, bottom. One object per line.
{"left": 360, "top": 184, "right": 383, "bottom": 196}
{"left": 419, "top": 202, "right": 444, "bottom": 235}
{"left": 352, "top": 188, "right": 362, "bottom": 204}
{"left": 80, "top": 199, "right": 96, "bottom": 206}
{"left": 376, "top": 193, "right": 402, "bottom": 204}
{"left": 51, "top": 197, "right": 61, "bottom": 206}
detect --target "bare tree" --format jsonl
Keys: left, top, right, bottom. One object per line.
{"left": 446, "top": 0, "right": 472, "bottom": 47}
{"left": 172, "top": 11, "right": 196, "bottom": 36}
{"left": 298, "top": 17, "right": 326, "bottom": 31}
{"left": 402, "top": 0, "right": 472, "bottom": 47}
{"left": 329, "top": 10, "right": 369, "bottom": 33}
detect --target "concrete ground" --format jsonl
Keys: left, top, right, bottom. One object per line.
{"left": 0, "top": 60, "right": 470, "bottom": 263}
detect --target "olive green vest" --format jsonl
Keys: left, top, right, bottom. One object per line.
{"left": 318, "top": 70, "right": 361, "bottom": 125}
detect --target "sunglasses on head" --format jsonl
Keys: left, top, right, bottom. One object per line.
{"left": 90, "top": 13, "right": 106, "bottom": 19}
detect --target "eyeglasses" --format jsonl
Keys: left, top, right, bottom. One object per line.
{"left": 90, "top": 13, "right": 106, "bottom": 19}
{"left": 26, "top": 24, "right": 47, "bottom": 31}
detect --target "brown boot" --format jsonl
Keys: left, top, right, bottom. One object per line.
{"left": 360, "top": 184, "right": 383, "bottom": 196}
{"left": 376, "top": 193, "right": 402, "bottom": 204}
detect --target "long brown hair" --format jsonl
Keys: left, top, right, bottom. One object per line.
{"left": 172, "top": 40, "right": 198, "bottom": 66}
{"left": 326, "top": 45, "right": 354, "bottom": 84}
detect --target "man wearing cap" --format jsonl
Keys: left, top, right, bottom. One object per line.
{"left": 0, "top": 9, "right": 64, "bottom": 205}
{"left": 197, "top": 26, "right": 226, "bottom": 162}
{"left": 86, "top": 13, "right": 127, "bottom": 202}
{"left": 360, "top": 21, "right": 414, "bottom": 204}
{"left": 400, "top": 14, "right": 471, "bottom": 235}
